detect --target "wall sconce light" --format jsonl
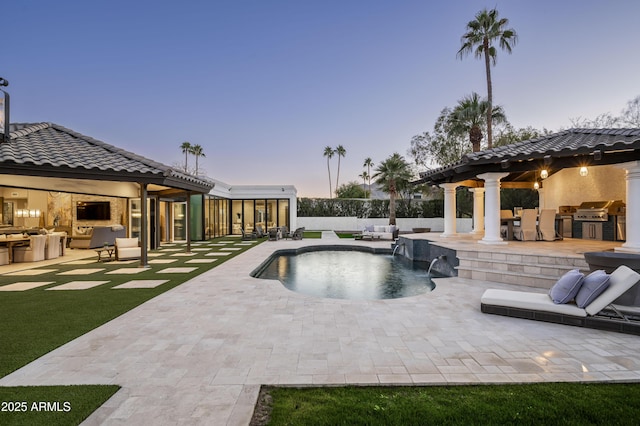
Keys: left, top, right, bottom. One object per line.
{"left": 16, "top": 209, "right": 25, "bottom": 217}
{"left": 30, "top": 209, "right": 41, "bottom": 217}
{"left": 533, "top": 181, "right": 540, "bottom": 190}
{"left": 579, "top": 166, "right": 588, "bottom": 177}
{"left": 540, "top": 169, "right": 548, "bottom": 179}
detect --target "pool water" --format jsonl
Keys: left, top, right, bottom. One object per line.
{"left": 256, "top": 250, "right": 436, "bottom": 300}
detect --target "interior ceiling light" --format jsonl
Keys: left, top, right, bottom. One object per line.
{"left": 580, "top": 166, "right": 588, "bottom": 177}
{"left": 540, "top": 169, "right": 548, "bottom": 179}
{"left": 533, "top": 181, "right": 540, "bottom": 190}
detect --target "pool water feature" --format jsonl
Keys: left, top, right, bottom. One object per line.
{"left": 254, "top": 248, "right": 436, "bottom": 300}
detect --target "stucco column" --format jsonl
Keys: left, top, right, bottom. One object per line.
{"left": 477, "top": 172, "right": 510, "bottom": 245}
{"left": 537, "top": 187, "right": 545, "bottom": 210}
{"left": 439, "top": 183, "right": 458, "bottom": 237}
{"left": 617, "top": 161, "right": 640, "bottom": 253}
{"left": 469, "top": 187, "right": 485, "bottom": 236}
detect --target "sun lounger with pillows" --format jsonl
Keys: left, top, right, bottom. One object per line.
{"left": 480, "top": 265, "right": 640, "bottom": 335}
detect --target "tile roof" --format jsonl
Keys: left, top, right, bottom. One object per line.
{"left": 416, "top": 128, "right": 640, "bottom": 185}
{"left": 0, "top": 122, "right": 214, "bottom": 192}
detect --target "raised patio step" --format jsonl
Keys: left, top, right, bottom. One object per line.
{"left": 456, "top": 249, "right": 589, "bottom": 289}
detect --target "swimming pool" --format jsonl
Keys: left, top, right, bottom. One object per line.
{"left": 253, "top": 246, "right": 436, "bottom": 300}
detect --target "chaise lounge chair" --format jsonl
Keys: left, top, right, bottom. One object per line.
{"left": 480, "top": 265, "right": 640, "bottom": 335}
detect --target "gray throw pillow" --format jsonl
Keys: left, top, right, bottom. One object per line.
{"left": 549, "top": 269, "right": 585, "bottom": 304}
{"left": 575, "top": 270, "right": 610, "bottom": 308}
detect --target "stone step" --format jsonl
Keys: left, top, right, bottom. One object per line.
{"left": 456, "top": 250, "right": 590, "bottom": 289}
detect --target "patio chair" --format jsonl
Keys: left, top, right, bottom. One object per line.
{"left": 0, "top": 247, "right": 8, "bottom": 265}
{"left": 241, "top": 228, "right": 257, "bottom": 241}
{"left": 291, "top": 227, "right": 305, "bottom": 240}
{"left": 513, "top": 209, "right": 537, "bottom": 241}
{"left": 537, "top": 209, "right": 559, "bottom": 241}
{"left": 500, "top": 210, "right": 513, "bottom": 239}
{"left": 45, "top": 233, "right": 61, "bottom": 259}
{"left": 115, "top": 237, "right": 141, "bottom": 260}
{"left": 480, "top": 265, "right": 640, "bottom": 335}
{"left": 268, "top": 228, "right": 279, "bottom": 241}
{"left": 280, "top": 226, "right": 290, "bottom": 239}
{"left": 13, "top": 235, "right": 47, "bottom": 263}
{"left": 255, "top": 225, "right": 266, "bottom": 238}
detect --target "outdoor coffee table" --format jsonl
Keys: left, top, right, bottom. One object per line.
{"left": 95, "top": 246, "right": 115, "bottom": 262}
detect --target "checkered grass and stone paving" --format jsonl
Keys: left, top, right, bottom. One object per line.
{"left": 0, "top": 237, "right": 262, "bottom": 379}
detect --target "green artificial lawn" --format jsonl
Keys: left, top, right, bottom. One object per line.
{"left": 335, "top": 232, "right": 357, "bottom": 238}
{"left": 302, "top": 231, "right": 322, "bottom": 239}
{"left": 263, "top": 383, "right": 640, "bottom": 425}
{"left": 0, "top": 237, "right": 263, "bottom": 423}
{"left": 0, "top": 385, "right": 120, "bottom": 426}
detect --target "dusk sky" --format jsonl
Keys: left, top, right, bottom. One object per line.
{"left": 4, "top": 1, "right": 640, "bottom": 197}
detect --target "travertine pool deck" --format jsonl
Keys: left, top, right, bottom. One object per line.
{"left": 1, "top": 234, "right": 639, "bottom": 425}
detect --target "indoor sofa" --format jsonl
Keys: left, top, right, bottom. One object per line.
{"left": 69, "top": 225, "right": 126, "bottom": 249}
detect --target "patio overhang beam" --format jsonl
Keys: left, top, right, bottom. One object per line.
{"left": 0, "top": 164, "right": 213, "bottom": 193}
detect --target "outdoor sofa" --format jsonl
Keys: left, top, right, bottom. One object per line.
{"left": 362, "top": 225, "right": 399, "bottom": 240}
{"left": 69, "top": 225, "right": 126, "bottom": 249}
{"left": 481, "top": 265, "right": 640, "bottom": 335}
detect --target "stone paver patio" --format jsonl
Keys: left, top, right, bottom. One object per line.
{"left": 1, "top": 235, "right": 640, "bottom": 425}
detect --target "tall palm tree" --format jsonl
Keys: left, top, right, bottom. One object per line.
{"left": 372, "top": 153, "right": 412, "bottom": 225}
{"left": 358, "top": 171, "right": 369, "bottom": 198}
{"left": 449, "top": 92, "right": 506, "bottom": 152}
{"left": 180, "top": 141, "right": 192, "bottom": 173}
{"left": 457, "top": 7, "right": 517, "bottom": 149}
{"left": 363, "top": 157, "right": 374, "bottom": 196}
{"left": 323, "top": 146, "right": 335, "bottom": 198}
{"left": 334, "top": 145, "right": 346, "bottom": 195}
{"left": 191, "top": 144, "right": 206, "bottom": 175}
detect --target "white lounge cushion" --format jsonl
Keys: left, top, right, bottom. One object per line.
{"left": 481, "top": 265, "right": 640, "bottom": 318}
{"left": 584, "top": 265, "right": 640, "bottom": 316}
{"left": 481, "top": 289, "right": 587, "bottom": 317}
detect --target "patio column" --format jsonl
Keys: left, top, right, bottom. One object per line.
{"left": 617, "top": 161, "right": 640, "bottom": 253}
{"left": 469, "top": 187, "right": 485, "bottom": 236}
{"left": 440, "top": 183, "right": 458, "bottom": 237}
{"left": 140, "top": 183, "right": 149, "bottom": 267}
{"left": 477, "top": 172, "right": 510, "bottom": 245}
{"left": 537, "top": 187, "right": 546, "bottom": 210}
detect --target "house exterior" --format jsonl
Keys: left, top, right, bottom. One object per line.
{"left": 0, "top": 123, "right": 298, "bottom": 258}
{"left": 413, "top": 128, "right": 640, "bottom": 253}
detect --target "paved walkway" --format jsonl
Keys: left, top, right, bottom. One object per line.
{"left": 2, "top": 235, "right": 640, "bottom": 425}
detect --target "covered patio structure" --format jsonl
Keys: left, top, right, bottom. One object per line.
{"left": 0, "top": 122, "right": 214, "bottom": 266}
{"left": 413, "top": 128, "right": 640, "bottom": 253}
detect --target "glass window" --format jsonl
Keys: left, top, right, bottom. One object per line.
{"left": 231, "top": 200, "right": 243, "bottom": 235}
{"left": 255, "top": 200, "right": 266, "bottom": 233}
{"left": 266, "top": 200, "right": 277, "bottom": 230}
{"left": 173, "top": 202, "right": 187, "bottom": 241}
{"left": 243, "top": 200, "right": 255, "bottom": 233}
{"left": 278, "top": 199, "right": 289, "bottom": 228}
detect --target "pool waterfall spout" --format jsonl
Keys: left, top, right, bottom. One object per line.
{"left": 427, "top": 255, "right": 447, "bottom": 276}
{"left": 392, "top": 242, "right": 406, "bottom": 257}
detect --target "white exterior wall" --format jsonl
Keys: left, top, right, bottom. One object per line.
{"left": 297, "top": 217, "right": 472, "bottom": 233}
{"left": 542, "top": 165, "right": 626, "bottom": 211}
{"left": 208, "top": 179, "right": 298, "bottom": 229}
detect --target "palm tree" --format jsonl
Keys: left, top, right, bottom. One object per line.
{"left": 358, "top": 171, "right": 369, "bottom": 197}
{"left": 449, "top": 92, "right": 506, "bottom": 152}
{"left": 334, "top": 145, "right": 346, "bottom": 196}
{"left": 372, "top": 153, "right": 412, "bottom": 226}
{"left": 191, "top": 144, "right": 206, "bottom": 175}
{"left": 180, "top": 141, "right": 192, "bottom": 173}
{"left": 363, "top": 157, "right": 374, "bottom": 196}
{"left": 323, "top": 146, "right": 335, "bottom": 198}
{"left": 457, "top": 7, "right": 517, "bottom": 149}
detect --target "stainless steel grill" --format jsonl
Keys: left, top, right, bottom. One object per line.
{"left": 573, "top": 200, "right": 625, "bottom": 222}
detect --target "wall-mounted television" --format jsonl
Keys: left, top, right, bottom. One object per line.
{"left": 76, "top": 201, "right": 111, "bottom": 221}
